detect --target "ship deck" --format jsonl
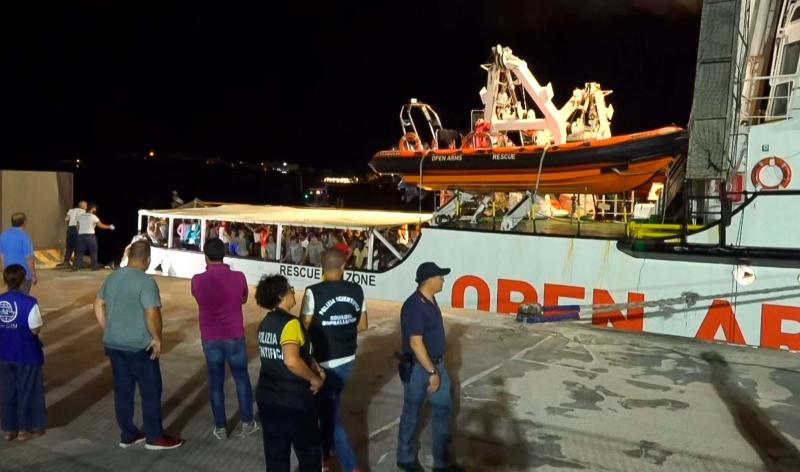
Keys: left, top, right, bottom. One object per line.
{"left": 3, "top": 269, "right": 800, "bottom": 471}
{"left": 444, "top": 216, "right": 631, "bottom": 239}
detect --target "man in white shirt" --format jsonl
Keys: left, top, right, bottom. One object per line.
{"left": 74, "top": 204, "right": 115, "bottom": 271}
{"left": 62, "top": 201, "right": 87, "bottom": 266}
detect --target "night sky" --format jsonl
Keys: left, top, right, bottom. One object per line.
{"left": 7, "top": 0, "right": 701, "bottom": 171}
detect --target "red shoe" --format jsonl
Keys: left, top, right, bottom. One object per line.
{"left": 119, "top": 432, "right": 145, "bottom": 449}
{"left": 145, "top": 435, "right": 184, "bottom": 450}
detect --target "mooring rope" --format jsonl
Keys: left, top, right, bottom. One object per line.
{"left": 519, "top": 282, "right": 800, "bottom": 321}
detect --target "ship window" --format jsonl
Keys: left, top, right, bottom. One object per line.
{"left": 781, "top": 41, "right": 800, "bottom": 75}
{"left": 792, "top": 6, "right": 800, "bottom": 22}
{"left": 772, "top": 83, "right": 790, "bottom": 116}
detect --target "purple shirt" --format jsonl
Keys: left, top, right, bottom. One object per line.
{"left": 191, "top": 264, "right": 248, "bottom": 341}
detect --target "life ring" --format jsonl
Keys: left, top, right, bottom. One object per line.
{"left": 398, "top": 132, "right": 424, "bottom": 151}
{"left": 751, "top": 156, "right": 792, "bottom": 190}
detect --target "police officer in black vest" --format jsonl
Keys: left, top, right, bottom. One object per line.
{"left": 397, "top": 262, "right": 465, "bottom": 472}
{"left": 301, "top": 249, "right": 367, "bottom": 472}
{"left": 255, "top": 274, "right": 325, "bottom": 472}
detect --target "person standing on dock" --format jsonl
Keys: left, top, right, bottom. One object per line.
{"left": 0, "top": 213, "right": 37, "bottom": 295}
{"left": 396, "top": 262, "right": 464, "bottom": 472}
{"left": 0, "top": 264, "right": 47, "bottom": 441}
{"left": 301, "top": 249, "right": 367, "bottom": 472}
{"left": 191, "top": 238, "right": 258, "bottom": 440}
{"left": 93, "top": 241, "right": 184, "bottom": 450}
{"left": 255, "top": 274, "right": 325, "bottom": 472}
{"left": 74, "top": 204, "right": 114, "bottom": 271}
{"left": 61, "top": 200, "right": 87, "bottom": 266}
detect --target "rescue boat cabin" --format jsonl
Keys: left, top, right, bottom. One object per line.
{"left": 136, "top": 202, "right": 430, "bottom": 289}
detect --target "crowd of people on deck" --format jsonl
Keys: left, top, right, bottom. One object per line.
{"left": 143, "top": 216, "right": 419, "bottom": 272}
{"left": 0, "top": 204, "right": 464, "bottom": 471}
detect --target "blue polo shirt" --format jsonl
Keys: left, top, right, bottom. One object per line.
{"left": 401, "top": 290, "right": 446, "bottom": 360}
{"left": 0, "top": 227, "right": 34, "bottom": 279}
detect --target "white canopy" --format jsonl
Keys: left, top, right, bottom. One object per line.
{"left": 139, "top": 204, "right": 431, "bottom": 230}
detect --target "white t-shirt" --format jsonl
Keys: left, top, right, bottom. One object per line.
{"left": 77, "top": 213, "right": 100, "bottom": 235}
{"left": 219, "top": 226, "right": 231, "bottom": 243}
{"left": 353, "top": 247, "right": 368, "bottom": 269}
{"left": 66, "top": 208, "right": 86, "bottom": 227}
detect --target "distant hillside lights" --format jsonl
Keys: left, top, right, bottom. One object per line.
{"left": 323, "top": 176, "right": 360, "bottom": 185}
{"left": 257, "top": 161, "right": 300, "bottom": 174}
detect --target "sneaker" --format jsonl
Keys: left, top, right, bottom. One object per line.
{"left": 212, "top": 427, "right": 227, "bottom": 440}
{"left": 119, "top": 432, "right": 145, "bottom": 449}
{"left": 17, "top": 430, "right": 46, "bottom": 442}
{"left": 145, "top": 435, "right": 184, "bottom": 450}
{"left": 237, "top": 421, "right": 260, "bottom": 437}
{"left": 321, "top": 459, "right": 331, "bottom": 472}
{"left": 397, "top": 460, "right": 425, "bottom": 472}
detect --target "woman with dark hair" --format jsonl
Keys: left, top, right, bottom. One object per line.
{"left": 255, "top": 274, "right": 325, "bottom": 472}
{"left": 0, "top": 264, "right": 46, "bottom": 441}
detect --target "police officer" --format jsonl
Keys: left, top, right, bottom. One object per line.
{"left": 397, "top": 262, "right": 464, "bottom": 472}
{"left": 301, "top": 249, "right": 367, "bottom": 472}
{"left": 255, "top": 274, "right": 325, "bottom": 472}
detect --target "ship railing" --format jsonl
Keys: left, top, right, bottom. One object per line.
{"left": 400, "top": 100, "right": 443, "bottom": 147}
{"left": 679, "top": 177, "right": 800, "bottom": 247}
{"left": 137, "top": 210, "right": 420, "bottom": 273}
{"left": 741, "top": 74, "right": 797, "bottom": 123}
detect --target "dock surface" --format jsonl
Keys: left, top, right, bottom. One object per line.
{"left": 2, "top": 269, "right": 800, "bottom": 471}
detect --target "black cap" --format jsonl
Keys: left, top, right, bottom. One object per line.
{"left": 415, "top": 262, "right": 451, "bottom": 284}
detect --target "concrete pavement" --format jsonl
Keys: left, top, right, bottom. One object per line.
{"left": 2, "top": 269, "right": 800, "bottom": 471}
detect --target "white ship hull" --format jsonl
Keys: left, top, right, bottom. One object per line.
{"left": 149, "top": 220, "right": 800, "bottom": 351}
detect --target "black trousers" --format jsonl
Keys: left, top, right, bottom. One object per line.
{"left": 257, "top": 400, "right": 321, "bottom": 472}
{"left": 64, "top": 226, "right": 78, "bottom": 264}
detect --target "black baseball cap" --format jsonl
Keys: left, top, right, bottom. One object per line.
{"left": 415, "top": 262, "right": 451, "bottom": 284}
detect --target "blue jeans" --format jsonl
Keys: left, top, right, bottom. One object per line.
{"left": 76, "top": 234, "right": 98, "bottom": 270}
{"left": 397, "top": 361, "right": 453, "bottom": 468}
{"left": 318, "top": 361, "right": 358, "bottom": 471}
{"left": 105, "top": 347, "right": 165, "bottom": 442}
{"left": 202, "top": 337, "right": 254, "bottom": 428}
{"left": 0, "top": 361, "right": 47, "bottom": 432}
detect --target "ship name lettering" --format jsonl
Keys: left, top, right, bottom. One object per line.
{"left": 450, "top": 274, "right": 800, "bottom": 350}
{"left": 432, "top": 155, "right": 462, "bottom": 162}
{"left": 492, "top": 153, "right": 515, "bottom": 160}
{"left": 345, "top": 271, "right": 376, "bottom": 287}
{"left": 279, "top": 264, "right": 321, "bottom": 280}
